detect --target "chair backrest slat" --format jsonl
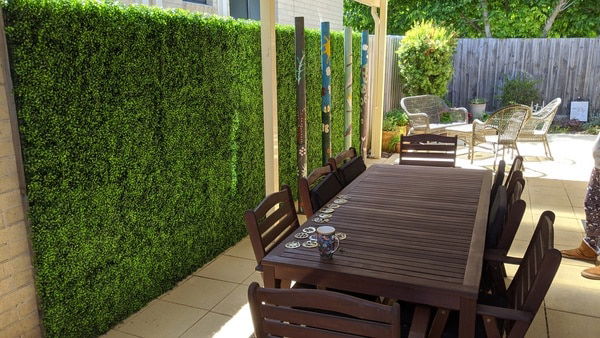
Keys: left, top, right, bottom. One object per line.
{"left": 330, "top": 147, "right": 358, "bottom": 170}
{"left": 495, "top": 199, "right": 526, "bottom": 253}
{"left": 299, "top": 164, "right": 334, "bottom": 217}
{"left": 244, "top": 185, "right": 299, "bottom": 268}
{"left": 490, "top": 160, "right": 506, "bottom": 204}
{"left": 399, "top": 134, "right": 458, "bottom": 167}
{"left": 248, "top": 283, "right": 400, "bottom": 338}
{"left": 261, "top": 305, "right": 391, "bottom": 337}
{"left": 505, "top": 156, "right": 524, "bottom": 187}
{"left": 507, "top": 173, "right": 525, "bottom": 206}
{"left": 507, "top": 211, "right": 561, "bottom": 314}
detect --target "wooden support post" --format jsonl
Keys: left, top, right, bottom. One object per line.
{"left": 320, "top": 22, "right": 332, "bottom": 164}
{"left": 360, "top": 30, "right": 369, "bottom": 157}
{"left": 343, "top": 26, "right": 353, "bottom": 150}
{"left": 260, "top": 0, "right": 279, "bottom": 195}
{"left": 369, "top": 1, "right": 387, "bottom": 158}
{"left": 295, "top": 17, "right": 307, "bottom": 179}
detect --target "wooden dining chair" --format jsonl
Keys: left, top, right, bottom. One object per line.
{"left": 506, "top": 170, "right": 525, "bottom": 206}
{"left": 504, "top": 156, "right": 524, "bottom": 187}
{"left": 244, "top": 185, "right": 300, "bottom": 272}
{"left": 490, "top": 160, "right": 506, "bottom": 207}
{"left": 486, "top": 186, "right": 508, "bottom": 249}
{"left": 248, "top": 282, "right": 431, "bottom": 338}
{"left": 398, "top": 134, "right": 458, "bottom": 167}
{"left": 298, "top": 163, "right": 335, "bottom": 217}
{"left": 429, "top": 211, "right": 560, "bottom": 338}
{"left": 328, "top": 147, "right": 366, "bottom": 186}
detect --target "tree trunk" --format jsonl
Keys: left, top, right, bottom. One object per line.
{"left": 480, "top": 0, "right": 492, "bottom": 38}
{"left": 542, "top": 0, "right": 569, "bottom": 38}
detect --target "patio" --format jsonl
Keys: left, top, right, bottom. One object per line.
{"left": 102, "top": 134, "right": 600, "bottom": 338}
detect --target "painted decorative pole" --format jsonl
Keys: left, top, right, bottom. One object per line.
{"left": 321, "top": 22, "right": 332, "bottom": 164}
{"left": 360, "top": 30, "right": 369, "bottom": 157}
{"left": 295, "top": 17, "right": 307, "bottom": 179}
{"left": 343, "top": 26, "right": 353, "bottom": 150}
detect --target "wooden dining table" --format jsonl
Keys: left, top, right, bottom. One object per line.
{"left": 261, "top": 164, "right": 492, "bottom": 337}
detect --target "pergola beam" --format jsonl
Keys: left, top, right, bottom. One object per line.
{"left": 369, "top": 1, "right": 387, "bottom": 158}
{"left": 260, "top": 0, "right": 279, "bottom": 195}
{"left": 353, "top": 0, "right": 381, "bottom": 7}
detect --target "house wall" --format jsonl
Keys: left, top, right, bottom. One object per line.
{"left": 121, "top": 0, "right": 218, "bottom": 14}
{"left": 276, "top": 0, "right": 343, "bottom": 31}
{"left": 0, "top": 13, "right": 41, "bottom": 338}
{"left": 120, "top": 0, "right": 345, "bottom": 31}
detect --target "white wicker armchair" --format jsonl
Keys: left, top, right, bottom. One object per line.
{"left": 517, "top": 98, "right": 561, "bottom": 159}
{"left": 400, "top": 95, "right": 469, "bottom": 135}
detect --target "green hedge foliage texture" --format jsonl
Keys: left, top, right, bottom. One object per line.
{"left": 4, "top": 0, "right": 362, "bottom": 336}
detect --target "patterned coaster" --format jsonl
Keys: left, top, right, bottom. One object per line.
{"left": 313, "top": 217, "right": 330, "bottom": 224}
{"left": 294, "top": 232, "right": 309, "bottom": 239}
{"left": 334, "top": 198, "right": 348, "bottom": 204}
{"left": 326, "top": 203, "right": 340, "bottom": 209}
{"left": 318, "top": 213, "right": 333, "bottom": 219}
{"left": 320, "top": 208, "right": 335, "bottom": 214}
{"left": 302, "top": 226, "right": 316, "bottom": 234}
{"left": 285, "top": 241, "right": 301, "bottom": 249}
{"left": 336, "top": 232, "right": 347, "bottom": 240}
{"left": 302, "top": 240, "right": 318, "bottom": 248}
{"left": 338, "top": 194, "right": 351, "bottom": 199}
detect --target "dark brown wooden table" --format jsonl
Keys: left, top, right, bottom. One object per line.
{"left": 262, "top": 164, "right": 492, "bottom": 338}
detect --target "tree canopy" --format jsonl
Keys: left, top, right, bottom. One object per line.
{"left": 343, "top": 0, "right": 600, "bottom": 38}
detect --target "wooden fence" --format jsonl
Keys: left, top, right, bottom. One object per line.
{"left": 369, "top": 36, "right": 600, "bottom": 120}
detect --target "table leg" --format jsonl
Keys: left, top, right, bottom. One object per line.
{"left": 262, "top": 265, "right": 281, "bottom": 288}
{"left": 459, "top": 297, "right": 476, "bottom": 338}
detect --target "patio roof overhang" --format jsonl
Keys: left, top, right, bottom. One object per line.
{"left": 259, "top": 0, "right": 388, "bottom": 194}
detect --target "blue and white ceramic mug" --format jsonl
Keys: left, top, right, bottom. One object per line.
{"left": 316, "top": 226, "right": 340, "bottom": 258}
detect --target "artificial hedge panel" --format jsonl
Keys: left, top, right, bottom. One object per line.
{"left": 4, "top": 0, "right": 362, "bottom": 336}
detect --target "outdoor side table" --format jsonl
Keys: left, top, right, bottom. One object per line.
{"left": 261, "top": 164, "right": 492, "bottom": 338}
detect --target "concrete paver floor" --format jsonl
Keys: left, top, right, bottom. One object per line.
{"left": 105, "top": 134, "right": 600, "bottom": 337}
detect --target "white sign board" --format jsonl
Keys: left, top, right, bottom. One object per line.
{"left": 570, "top": 101, "right": 589, "bottom": 121}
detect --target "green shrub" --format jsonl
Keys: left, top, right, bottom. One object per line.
{"left": 498, "top": 74, "right": 542, "bottom": 106}
{"left": 396, "top": 21, "right": 457, "bottom": 97}
{"left": 4, "top": 0, "right": 362, "bottom": 336}
{"left": 383, "top": 109, "right": 409, "bottom": 131}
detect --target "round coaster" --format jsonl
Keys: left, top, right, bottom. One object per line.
{"left": 285, "top": 241, "right": 300, "bottom": 249}
{"left": 336, "top": 232, "right": 347, "bottom": 240}
{"left": 294, "top": 232, "right": 309, "bottom": 239}
{"left": 320, "top": 208, "right": 335, "bottom": 214}
{"left": 318, "top": 213, "right": 333, "bottom": 219}
{"left": 334, "top": 198, "right": 348, "bottom": 204}
{"left": 302, "top": 226, "right": 316, "bottom": 234}
{"left": 326, "top": 203, "right": 340, "bottom": 209}
{"left": 338, "top": 194, "right": 351, "bottom": 199}
{"left": 302, "top": 240, "right": 318, "bottom": 248}
{"left": 313, "top": 217, "right": 330, "bottom": 224}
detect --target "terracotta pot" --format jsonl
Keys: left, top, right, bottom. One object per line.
{"left": 381, "top": 126, "right": 408, "bottom": 153}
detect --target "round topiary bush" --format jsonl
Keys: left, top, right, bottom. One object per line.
{"left": 396, "top": 21, "right": 457, "bottom": 97}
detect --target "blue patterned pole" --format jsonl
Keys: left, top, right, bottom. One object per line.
{"left": 343, "top": 26, "right": 353, "bottom": 150}
{"left": 360, "top": 30, "right": 369, "bottom": 157}
{"left": 321, "top": 22, "right": 332, "bottom": 164}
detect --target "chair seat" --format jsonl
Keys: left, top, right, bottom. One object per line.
{"left": 444, "top": 124, "right": 472, "bottom": 133}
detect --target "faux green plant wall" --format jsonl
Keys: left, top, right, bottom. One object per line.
{"left": 4, "top": 0, "right": 362, "bottom": 336}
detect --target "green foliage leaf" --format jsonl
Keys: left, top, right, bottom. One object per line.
{"left": 4, "top": 0, "right": 362, "bottom": 336}
{"left": 396, "top": 21, "right": 457, "bottom": 97}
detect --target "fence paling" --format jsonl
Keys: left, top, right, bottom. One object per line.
{"left": 368, "top": 36, "right": 600, "bottom": 120}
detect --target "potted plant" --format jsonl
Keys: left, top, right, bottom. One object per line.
{"left": 469, "top": 98, "right": 487, "bottom": 120}
{"left": 382, "top": 109, "right": 409, "bottom": 153}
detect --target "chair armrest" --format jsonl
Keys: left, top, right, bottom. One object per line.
{"left": 477, "top": 304, "right": 533, "bottom": 322}
{"left": 484, "top": 250, "right": 523, "bottom": 265}
{"left": 450, "top": 107, "right": 469, "bottom": 123}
